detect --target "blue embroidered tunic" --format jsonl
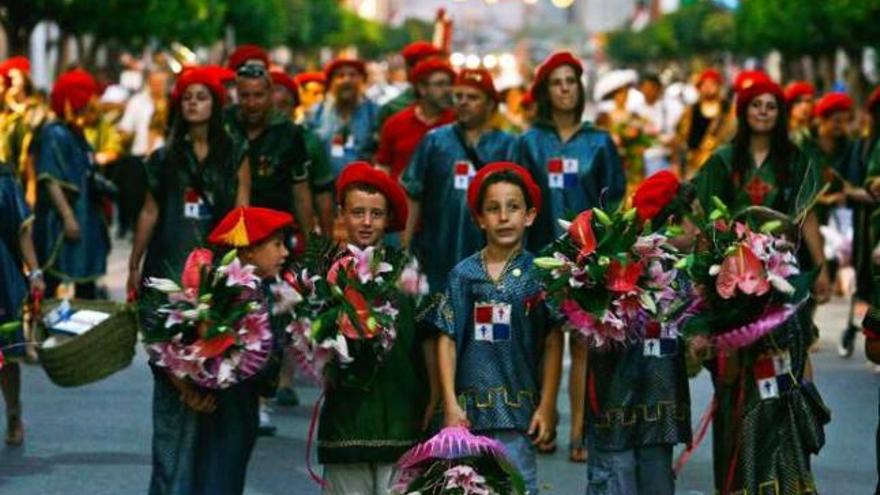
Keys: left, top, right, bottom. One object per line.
{"left": 401, "top": 124, "right": 516, "bottom": 294}
{"left": 33, "top": 122, "right": 109, "bottom": 281}
{"left": 309, "top": 98, "right": 379, "bottom": 178}
{"left": 0, "top": 164, "right": 31, "bottom": 356}
{"left": 513, "top": 121, "right": 625, "bottom": 252}
{"left": 428, "top": 250, "right": 555, "bottom": 432}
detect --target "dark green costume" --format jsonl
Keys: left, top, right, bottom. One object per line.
{"left": 694, "top": 144, "right": 830, "bottom": 494}
{"left": 303, "top": 126, "right": 334, "bottom": 194}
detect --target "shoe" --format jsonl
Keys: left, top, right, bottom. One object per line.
{"left": 258, "top": 404, "right": 276, "bottom": 437}
{"left": 5, "top": 408, "right": 23, "bottom": 446}
{"left": 276, "top": 387, "right": 300, "bottom": 407}
{"left": 838, "top": 326, "right": 856, "bottom": 358}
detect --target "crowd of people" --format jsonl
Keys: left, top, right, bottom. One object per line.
{"left": 0, "top": 39, "right": 878, "bottom": 495}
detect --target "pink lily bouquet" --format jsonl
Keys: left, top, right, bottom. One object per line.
{"left": 533, "top": 207, "right": 690, "bottom": 350}
{"left": 142, "top": 248, "right": 273, "bottom": 389}
{"left": 678, "top": 198, "right": 810, "bottom": 350}
{"left": 273, "top": 241, "right": 428, "bottom": 389}
{"left": 390, "top": 426, "right": 526, "bottom": 495}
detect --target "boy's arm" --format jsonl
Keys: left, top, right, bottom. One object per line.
{"left": 437, "top": 333, "right": 469, "bottom": 428}
{"left": 421, "top": 336, "right": 440, "bottom": 430}
{"left": 529, "top": 327, "right": 563, "bottom": 444}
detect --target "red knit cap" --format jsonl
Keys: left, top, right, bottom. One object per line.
{"left": 532, "top": 51, "right": 583, "bottom": 93}
{"left": 783, "top": 81, "right": 815, "bottom": 105}
{"left": 735, "top": 80, "right": 785, "bottom": 118}
{"left": 456, "top": 68, "right": 500, "bottom": 102}
{"left": 401, "top": 41, "right": 443, "bottom": 67}
{"left": 467, "top": 161, "right": 542, "bottom": 216}
{"left": 632, "top": 170, "right": 681, "bottom": 222}
{"left": 227, "top": 44, "right": 270, "bottom": 70}
{"left": 293, "top": 72, "right": 326, "bottom": 87}
{"left": 208, "top": 207, "right": 293, "bottom": 247}
{"left": 733, "top": 70, "right": 771, "bottom": 93}
{"left": 813, "top": 92, "right": 854, "bottom": 119}
{"left": 50, "top": 69, "right": 98, "bottom": 116}
{"left": 271, "top": 71, "right": 298, "bottom": 97}
{"left": 324, "top": 58, "right": 367, "bottom": 82}
{"left": 410, "top": 58, "right": 455, "bottom": 84}
{"left": 336, "top": 162, "right": 409, "bottom": 232}
{"left": 171, "top": 67, "right": 228, "bottom": 106}
{"left": 697, "top": 68, "right": 723, "bottom": 87}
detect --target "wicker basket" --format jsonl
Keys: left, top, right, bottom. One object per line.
{"left": 36, "top": 299, "right": 139, "bottom": 388}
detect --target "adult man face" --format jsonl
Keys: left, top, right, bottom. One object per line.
{"left": 331, "top": 65, "right": 364, "bottom": 106}
{"left": 237, "top": 70, "right": 273, "bottom": 127}
{"left": 416, "top": 70, "right": 453, "bottom": 110}
{"left": 453, "top": 85, "right": 494, "bottom": 129}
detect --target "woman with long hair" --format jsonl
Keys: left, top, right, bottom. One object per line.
{"left": 693, "top": 80, "right": 831, "bottom": 495}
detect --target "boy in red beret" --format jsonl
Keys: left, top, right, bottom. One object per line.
{"left": 316, "top": 162, "right": 432, "bottom": 494}
{"left": 432, "top": 162, "right": 563, "bottom": 494}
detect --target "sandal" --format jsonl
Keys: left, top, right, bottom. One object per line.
{"left": 569, "top": 439, "right": 587, "bottom": 463}
{"left": 5, "top": 407, "right": 23, "bottom": 446}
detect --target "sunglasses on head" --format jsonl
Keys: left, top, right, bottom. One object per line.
{"left": 236, "top": 63, "right": 268, "bottom": 79}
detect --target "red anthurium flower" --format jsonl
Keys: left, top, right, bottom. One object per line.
{"left": 605, "top": 259, "right": 645, "bottom": 293}
{"left": 338, "top": 287, "right": 376, "bottom": 340}
{"left": 193, "top": 332, "right": 236, "bottom": 359}
{"left": 0, "top": 349, "right": 5, "bottom": 371}
{"left": 632, "top": 170, "right": 680, "bottom": 221}
{"left": 716, "top": 245, "right": 770, "bottom": 299}
{"left": 569, "top": 211, "right": 597, "bottom": 260}
{"left": 182, "top": 248, "right": 214, "bottom": 292}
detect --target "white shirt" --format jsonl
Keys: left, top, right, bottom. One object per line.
{"left": 117, "top": 91, "right": 164, "bottom": 156}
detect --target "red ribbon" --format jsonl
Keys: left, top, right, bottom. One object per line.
{"left": 306, "top": 390, "right": 326, "bottom": 488}
{"left": 674, "top": 395, "right": 716, "bottom": 474}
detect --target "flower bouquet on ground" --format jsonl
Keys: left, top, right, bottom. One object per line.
{"left": 534, "top": 206, "right": 693, "bottom": 350}
{"left": 390, "top": 426, "right": 526, "bottom": 495}
{"left": 678, "top": 199, "right": 812, "bottom": 351}
{"left": 273, "top": 238, "right": 428, "bottom": 389}
{"left": 142, "top": 248, "right": 273, "bottom": 389}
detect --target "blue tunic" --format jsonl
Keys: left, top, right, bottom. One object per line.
{"left": 428, "top": 250, "right": 554, "bottom": 433}
{"left": 33, "top": 122, "right": 109, "bottom": 281}
{"left": 309, "top": 98, "right": 379, "bottom": 178}
{"left": 513, "top": 122, "right": 625, "bottom": 252}
{"left": 401, "top": 124, "right": 516, "bottom": 294}
{"left": 0, "top": 164, "right": 30, "bottom": 356}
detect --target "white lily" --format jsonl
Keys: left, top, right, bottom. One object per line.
{"left": 145, "top": 277, "right": 182, "bottom": 293}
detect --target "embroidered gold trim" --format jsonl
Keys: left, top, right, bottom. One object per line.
{"left": 593, "top": 401, "right": 688, "bottom": 429}
{"left": 458, "top": 387, "right": 536, "bottom": 410}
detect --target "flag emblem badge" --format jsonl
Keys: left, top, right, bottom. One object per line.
{"left": 474, "top": 302, "right": 511, "bottom": 342}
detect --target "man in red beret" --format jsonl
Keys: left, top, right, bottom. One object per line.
{"left": 227, "top": 44, "right": 270, "bottom": 71}
{"left": 401, "top": 67, "right": 516, "bottom": 294}
{"left": 377, "top": 41, "right": 445, "bottom": 128}
{"left": 784, "top": 81, "right": 816, "bottom": 145}
{"left": 673, "top": 68, "right": 735, "bottom": 178}
{"left": 375, "top": 59, "right": 455, "bottom": 179}
{"left": 317, "top": 161, "right": 431, "bottom": 494}
{"left": 309, "top": 58, "right": 379, "bottom": 180}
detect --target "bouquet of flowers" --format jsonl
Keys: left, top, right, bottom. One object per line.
{"left": 390, "top": 426, "right": 525, "bottom": 495}
{"left": 678, "top": 199, "right": 811, "bottom": 350}
{"left": 142, "top": 248, "right": 274, "bottom": 389}
{"left": 612, "top": 116, "right": 657, "bottom": 188}
{"left": 534, "top": 206, "right": 692, "bottom": 350}
{"left": 273, "top": 239, "right": 428, "bottom": 389}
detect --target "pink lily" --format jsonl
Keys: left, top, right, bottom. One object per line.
{"left": 223, "top": 258, "right": 259, "bottom": 289}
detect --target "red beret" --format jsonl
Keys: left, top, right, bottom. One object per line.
{"left": 733, "top": 70, "right": 771, "bottom": 94}
{"left": 271, "top": 71, "right": 298, "bottom": 97}
{"left": 171, "top": 67, "right": 228, "bottom": 107}
{"left": 632, "top": 170, "right": 681, "bottom": 222}
{"left": 50, "top": 69, "right": 98, "bottom": 116}
{"left": 401, "top": 41, "right": 443, "bottom": 67}
{"left": 208, "top": 206, "right": 293, "bottom": 247}
{"left": 467, "top": 161, "right": 542, "bottom": 216}
{"left": 202, "top": 65, "right": 236, "bottom": 85}
{"left": 456, "top": 68, "right": 500, "bottom": 102}
{"left": 520, "top": 89, "right": 535, "bottom": 107}
{"left": 867, "top": 86, "right": 880, "bottom": 113}
{"left": 736, "top": 80, "right": 785, "bottom": 118}
{"left": 697, "top": 68, "right": 723, "bottom": 87}
{"left": 336, "top": 162, "right": 409, "bottom": 233}
{"left": 410, "top": 59, "right": 455, "bottom": 84}
{"left": 532, "top": 51, "right": 583, "bottom": 93}
{"left": 293, "top": 72, "right": 326, "bottom": 87}
{"left": 324, "top": 58, "right": 367, "bottom": 82}
{"left": 783, "top": 81, "right": 815, "bottom": 104}
{"left": 2, "top": 56, "right": 30, "bottom": 77}
{"left": 227, "top": 44, "right": 270, "bottom": 70}
{"left": 813, "top": 92, "right": 854, "bottom": 119}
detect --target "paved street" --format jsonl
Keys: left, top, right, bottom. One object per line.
{"left": 1, "top": 240, "right": 877, "bottom": 494}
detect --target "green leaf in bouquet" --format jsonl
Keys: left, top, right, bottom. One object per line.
{"left": 665, "top": 225, "right": 684, "bottom": 238}
{"left": 534, "top": 256, "right": 566, "bottom": 270}
{"left": 593, "top": 207, "right": 613, "bottom": 226}
{"left": 622, "top": 207, "right": 637, "bottom": 222}
{"left": 0, "top": 321, "right": 21, "bottom": 334}
{"left": 760, "top": 220, "right": 783, "bottom": 234}
{"left": 709, "top": 209, "right": 724, "bottom": 221}
{"left": 311, "top": 308, "right": 339, "bottom": 341}
{"left": 220, "top": 249, "right": 238, "bottom": 267}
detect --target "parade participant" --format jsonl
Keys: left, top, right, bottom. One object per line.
{"left": 148, "top": 206, "right": 292, "bottom": 495}
{"left": 377, "top": 41, "right": 444, "bottom": 128}
{"left": 317, "top": 162, "right": 431, "bottom": 495}
{"left": 293, "top": 72, "right": 325, "bottom": 124}
{"left": 127, "top": 67, "right": 247, "bottom": 298}
{"left": 863, "top": 292, "right": 880, "bottom": 495}
{"left": 375, "top": 58, "right": 455, "bottom": 179}
{"left": 310, "top": 58, "right": 379, "bottom": 179}
{"left": 584, "top": 172, "right": 693, "bottom": 495}
{"left": 0, "top": 57, "right": 46, "bottom": 203}
{"left": 226, "top": 44, "right": 270, "bottom": 70}
{"left": 784, "top": 81, "right": 815, "bottom": 144}
{"left": 34, "top": 68, "right": 109, "bottom": 299}
{"left": 594, "top": 69, "right": 646, "bottom": 196}
{"left": 0, "top": 161, "right": 44, "bottom": 446}
{"left": 401, "top": 68, "right": 516, "bottom": 294}
{"left": 433, "top": 162, "right": 563, "bottom": 494}
{"left": 674, "top": 68, "right": 735, "bottom": 178}
{"left": 633, "top": 73, "right": 684, "bottom": 176}
{"left": 693, "top": 80, "right": 830, "bottom": 495}
{"left": 225, "top": 63, "right": 314, "bottom": 237}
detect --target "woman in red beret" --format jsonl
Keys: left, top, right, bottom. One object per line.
{"left": 693, "top": 80, "right": 830, "bottom": 495}
{"left": 32, "top": 69, "right": 109, "bottom": 299}
{"left": 674, "top": 68, "right": 736, "bottom": 178}
{"left": 784, "top": 81, "right": 815, "bottom": 146}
